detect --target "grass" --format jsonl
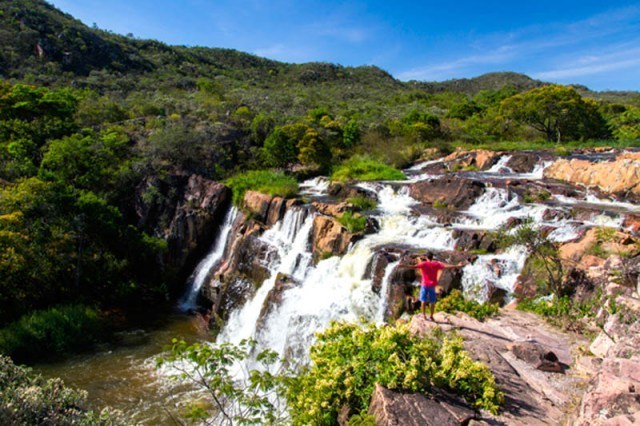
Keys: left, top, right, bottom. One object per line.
{"left": 225, "top": 170, "right": 299, "bottom": 205}
{"left": 331, "top": 155, "right": 406, "bottom": 182}
{"left": 337, "top": 211, "right": 367, "bottom": 233}
{"left": 347, "top": 195, "right": 377, "bottom": 211}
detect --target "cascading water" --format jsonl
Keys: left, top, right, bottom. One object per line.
{"left": 461, "top": 247, "right": 528, "bottom": 303}
{"left": 486, "top": 155, "right": 513, "bottom": 174}
{"left": 178, "top": 206, "right": 239, "bottom": 312}
{"left": 217, "top": 183, "right": 457, "bottom": 363}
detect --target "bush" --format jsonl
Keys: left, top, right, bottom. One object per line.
{"left": 331, "top": 155, "right": 406, "bottom": 182}
{"left": 0, "top": 305, "right": 108, "bottom": 363}
{"left": 347, "top": 195, "right": 377, "bottom": 211}
{"left": 338, "top": 210, "right": 367, "bottom": 233}
{"left": 436, "top": 290, "right": 500, "bottom": 321}
{"left": 225, "top": 169, "right": 299, "bottom": 205}
{"left": 287, "top": 321, "right": 503, "bottom": 425}
{"left": 0, "top": 355, "right": 121, "bottom": 424}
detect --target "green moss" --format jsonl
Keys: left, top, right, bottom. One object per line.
{"left": 338, "top": 211, "right": 367, "bottom": 233}
{"left": 436, "top": 289, "right": 500, "bottom": 321}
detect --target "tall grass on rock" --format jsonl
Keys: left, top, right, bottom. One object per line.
{"left": 225, "top": 170, "right": 299, "bottom": 205}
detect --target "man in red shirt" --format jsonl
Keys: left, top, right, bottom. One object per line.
{"left": 402, "top": 252, "right": 468, "bottom": 321}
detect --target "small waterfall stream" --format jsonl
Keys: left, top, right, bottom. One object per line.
{"left": 178, "top": 206, "right": 239, "bottom": 312}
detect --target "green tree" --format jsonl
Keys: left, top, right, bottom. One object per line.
{"left": 157, "top": 338, "right": 291, "bottom": 425}
{"left": 500, "top": 85, "right": 607, "bottom": 142}
{"left": 262, "top": 123, "right": 306, "bottom": 169}
{"left": 610, "top": 106, "right": 640, "bottom": 141}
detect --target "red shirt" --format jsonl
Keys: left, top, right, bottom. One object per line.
{"left": 416, "top": 261, "right": 445, "bottom": 287}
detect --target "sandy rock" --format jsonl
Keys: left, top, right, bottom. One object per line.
{"left": 312, "top": 215, "right": 354, "bottom": 257}
{"left": 311, "top": 201, "right": 351, "bottom": 217}
{"left": 590, "top": 332, "right": 616, "bottom": 358}
{"left": 443, "top": 149, "right": 502, "bottom": 170}
{"left": 544, "top": 156, "right": 640, "bottom": 199}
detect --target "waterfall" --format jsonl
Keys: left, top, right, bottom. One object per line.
{"left": 178, "top": 206, "right": 239, "bottom": 312}
{"left": 461, "top": 246, "right": 528, "bottom": 304}
{"left": 486, "top": 155, "right": 513, "bottom": 174}
{"left": 217, "top": 184, "right": 456, "bottom": 363}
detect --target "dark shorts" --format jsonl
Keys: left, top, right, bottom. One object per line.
{"left": 419, "top": 286, "right": 437, "bottom": 304}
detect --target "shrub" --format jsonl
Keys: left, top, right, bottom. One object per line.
{"left": 225, "top": 170, "right": 299, "bottom": 205}
{"left": 0, "top": 305, "right": 107, "bottom": 363}
{"left": 331, "top": 155, "right": 406, "bottom": 182}
{"left": 347, "top": 195, "right": 377, "bottom": 211}
{"left": 287, "top": 321, "right": 503, "bottom": 425}
{"left": 0, "top": 355, "right": 121, "bottom": 424}
{"left": 338, "top": 210, "right": 367, "bottom": 233}
{"left": 436, "top": 289, "right": 500, "bottom": 321}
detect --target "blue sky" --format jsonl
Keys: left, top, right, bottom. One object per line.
{"left": 49, "top": 0, "right": 640, "bottom": 91}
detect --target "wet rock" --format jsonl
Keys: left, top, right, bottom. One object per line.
{"left": 135, "top": 173, "right": 231, "bottom": 278}
{"left": 452, "top": 229, "right": 496, "bottom": 252}
{"left": 410, "top": 177, "right": 486, "bottom": 210}
{"left": 506, "top": 153, "right": 540, "bottom": 173}
{"left": 327, "top": 182, "right": 375, "bottom": 200}
{"left": 256, "top": 273, "right": 299, "bottom": 333}
{"left": 312, "top": 215, "right": 355, "bottom": 258}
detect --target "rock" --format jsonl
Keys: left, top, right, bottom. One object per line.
{"left": 243, "top": 191, "right": 291, "bottom": 226}
{"left": 442, "top": 149, "right": 502, "bottom": 171}
{"left": 367, "top": 384, "right": 464, "bottom": 426}
{"left": 311, "top": 201, "right": 351, "bottom": 217}
{"left": 506, "top": 153, "right": 540, "bottom": 173}
{"left": 135, "top": 173, "right": 231, "bottom": 278}
{"left": 409, "top": 177, "right": 486, "bottom": 210}
{"left": 327, "top": 182, "right": 375, "bottom": 200}
{"left": 312, "top": 215, "right": 355, "bottom": 258}
{"left": 452, "top": 229, "right": 496, "bottom": 252}
{"left": 255, "top": 273, "right": 299, "bottom": 334}
{"left": 544, "top": 155, "right": 640, "bottom": 200}
{"left": 590, "top": 332, "right": 616, "bottom": 358}
{"left": 507, "top": 341, "right": 563, "bottom": 373}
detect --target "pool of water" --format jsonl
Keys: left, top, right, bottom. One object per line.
{"left": 35, "top": 313, "right": 212, "bottom": 424}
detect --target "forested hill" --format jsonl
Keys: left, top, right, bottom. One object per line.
{"left": 1, "top": 0, "right": 640, "bottom": 350}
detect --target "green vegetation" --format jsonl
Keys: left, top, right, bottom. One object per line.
{"left": 497, "top": 219, "right": 565, "bottom": 297}
{"left": 517, "top": 295, "right": 599, "bottom": 333}
{"left": 225, "top": 170, "right": 299, "bottom": 205}
{"left": 0, "top": 355, "right": 121, "bottom": 424}
{"left": 288, "top": 321, "right": 503, "bottom": 424}
{"left": 347, "top": 195, "right": 378, "bottom": 211}
{"left": 0, "top": 305, "right": 107, "bottom": 363}
{"left": 338, "top": 210, "right": 367, "bottom": 233}
{"left": 332, "top": 156, "right": 406, "bottom": 182}
{"left": 436, "top": 289, "right": 500, "bottom": 321}
{"left": 157, "top": 338, "right": 290, "bottom": 425}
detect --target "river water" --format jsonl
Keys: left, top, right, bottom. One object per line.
{"left": 34, "top": 152, "right": 640, "bottom": 423}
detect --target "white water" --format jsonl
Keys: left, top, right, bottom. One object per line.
{"left": 178, "top": 207, "right": 239, "bottom": 311}
{"left": 300, "top": 177, "right": 330, "bottom": 196}
{"left": 456, "top": 187, "right": 546, "bottom": 230}
{"left": 461, "top": 246, "right": 529, "bottom": 304}
{"left": 486, "top": 155, "right": 513, "bottom": 174}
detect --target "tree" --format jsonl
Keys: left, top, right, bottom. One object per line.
{"left": 261, "top": 123, "right": 306, "bottom": 169}
{"left": 500, "top": 85, "right": 607, "bottom": 142}
{"left": 610, "top": 106, "right": 640, "bottom": 141}
{"left": 157, "top": 338, "right": 291, "bottom": 425}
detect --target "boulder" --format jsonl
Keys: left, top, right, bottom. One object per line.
{"left": 442, "top": 149, "right": 502, "bottom": 171}
{"left": 506, "top": 153, "right": 540, "bottom": 173}
{"left": 544, "top": 155, "right": 640, "bottom": 200}
{"left": 452, "top": 229, "right": 496, "bottom": 252}
{"left": 506, "top": 341, "right": 564, "bottom": 373}
{"left": 243, "top": 191, "right": 290, "bottom": 226}
{"left": 368, "top": 384, "right": 473, "bottom": 426}
{"left": 409, "top": 177, "right": 486, "bottom": 210}
{"left": 312, "top": 215, "right": 355, "bottom": 258}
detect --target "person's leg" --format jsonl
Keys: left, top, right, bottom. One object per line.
{"left": 419, "top": 286, "right": 427, "bottom": 319}
{"left": 426, "top": 287, "right": 436, "bottom": 321}
{"left": 429, "top": 303, "right": 435, "bottom": 321}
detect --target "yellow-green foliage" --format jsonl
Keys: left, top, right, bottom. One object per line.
{"left": 436, "top": 289, "right": 500, "bottom": 321}
{"left": 287, "top": 321, "right": 503, "bottom": 425}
